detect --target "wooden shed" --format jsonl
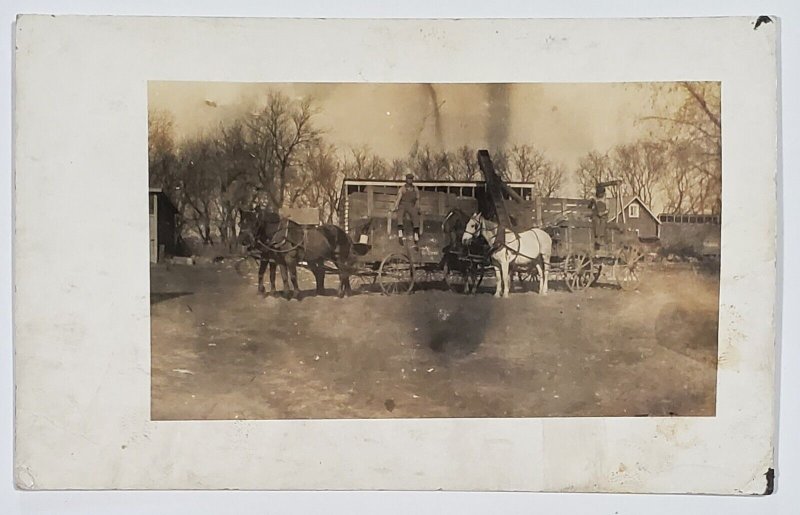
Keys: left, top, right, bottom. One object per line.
{"left": 149, "top": 188, "right": 180, "bottom": 263}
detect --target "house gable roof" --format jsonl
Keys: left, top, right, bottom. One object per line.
{"left": 609, "top": 195, "right": 661, "bottom": 224}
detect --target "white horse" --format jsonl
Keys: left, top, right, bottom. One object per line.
{"left": 462, "top": 212, "right": 552, "bottom": 297}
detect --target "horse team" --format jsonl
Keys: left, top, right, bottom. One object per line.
{"left": 238, "top": 208, "right": 552, "bottom": 300}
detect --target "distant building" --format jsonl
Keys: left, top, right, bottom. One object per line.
{"left": 149, "top": 188, "right": 180, "bottom": 263}
{"left": 657, "top": 213, "right": 721, "bottom": 224}
{"left": 607, "top": 195, "right": 662, "bottom": 240}
{"left": 658, "top": 212, "right": 721, "bottom": 257}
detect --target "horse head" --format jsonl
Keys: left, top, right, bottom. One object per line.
{"left": 238, "top": 210, "right": 258, "bottom": 249}
{"left": 442, "top": 208, "right": 467, "bottom": 248}
{"left": 238, "top": 209, "right": 281, "bottom": 250}
{"left": 462, "top": 212, "right": 483, "bottom": 246}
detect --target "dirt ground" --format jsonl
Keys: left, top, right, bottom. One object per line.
{"left": 150, "top": 261, "right": 719, "bottom": 420}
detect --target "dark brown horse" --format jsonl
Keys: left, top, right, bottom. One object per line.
{"left": 442, "top": 207, "right": 471, "bottom": 252}
{"left": 267, "top": 218, "right": 355, "bottom": 299}
{"left": 239, "top": 210, "right": 355, "bottom": 299}
{"left": 238, "top": 209, "right": 282, "bottom": 296}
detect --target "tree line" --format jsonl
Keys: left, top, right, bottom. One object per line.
{"left": 575, "top": 82, "right": 721, "bottom": 214}
{"left": 149, "top": 82, "right": 721, "bottom": 246}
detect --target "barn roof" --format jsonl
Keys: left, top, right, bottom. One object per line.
{"left": 609, "top": 195, "right": 661, "bottom": 224}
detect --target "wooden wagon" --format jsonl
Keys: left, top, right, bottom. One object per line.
{"left": 541, "top": 182, "right": 646, "bottom": 292}
{"left": 337, "top": 178, "right": 538, "bottom": 294}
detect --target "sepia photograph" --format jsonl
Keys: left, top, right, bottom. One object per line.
{"left": 149, "top": 81, "right": 722, "bottom": 420}
{"left": 12, "top": 13, "right": 781, "bottom": 495}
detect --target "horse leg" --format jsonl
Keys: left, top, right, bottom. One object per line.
{"left": 257, "top": 258, "right": 268, "bottom": 296}
{"left": 535, "top": 258, "right": 543, "bottom": 295}
{"left": 501, "top": 258, "right": 511, "bottom": 298}
{"left": 279, "top": 262, "right": 292, "bottom": 300}
{"left": 290, "top": 261, "right": 301, "bottom": 300}
{"left": 268, "top": 260, "right": 277, "bottom": 294}
{"left": 343, "top": 273, "right": 352, "bottom": 297}
{"left": 541, "top": 254, "right": 550, "bottom": 295}
{"left": 337, "top": 264, "right": 352, "bottom": 298}
{"left": 492, "top": 260, "right": 502, "bottom": 298}
{"left": 309, "top": 262, "right": 325, "bottom": 296}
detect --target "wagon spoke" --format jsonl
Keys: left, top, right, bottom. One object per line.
{"left": 564, "top": 253, "right": 593, "bottom": 292}
{"left": 379, "top": 253, "right": 415, "bottom": 295}
{"left": 614, "top": 245, "right": 643, "bottom": 291}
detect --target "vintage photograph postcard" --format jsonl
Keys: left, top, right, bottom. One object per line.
{"left": 149, "top": 81, "right": 722, "bottom": 421}
{"left": 14, "top": 16, "right": 778, "bottom": 493}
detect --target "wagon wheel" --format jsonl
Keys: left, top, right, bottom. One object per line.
{"left": 614, "top": 245, "right": 644, "bottom": 291}
{"left": 516, "top": 267, "right": 538, "bottom": 292}
{"left": 443, "top": 260, "right": 468, "bottom": 293}
{"left": 564, "top": 253, "right": 595, "bottom": 292}
{"left": 351, "top": 271, "right": 378, "bottom": 292}
{"left": 378, "top": 253, "right": 415, "bottom": 295}
{"left": 234, "top": 255, "right": 256, "bottom": 278}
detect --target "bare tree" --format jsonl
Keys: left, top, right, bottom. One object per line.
{"left": 575, "top": 151, "right": 614, "bottom": 198}
{"left": 214, "top": 121, "right": 255, "bottom": 247}
{"left": 611, "top": 140, "right": 667, "bottom": 207}
{"left": 175, "top": 135, "right": 220, "bottom": 245}
{"left": 450, "top": 145, "right": 480, "bottom": 181}
{"left": 342, "top": 146, "right": 388, "bottom": 179}
{"left": 661, "top": 139, "right": 707, "bottom": 213}
{"left": 295, "top": 142, "right": 345, "bottom": 223}
{"left": 405, "top": 144, "right": 452, "bottom": 180}
{"left": 148, "top": 109, "right": 176, "bottom": 187}
{"left": 148, "top": 109, "right": 191, "bottom": 237}
{"left": 644, "top": 81, "right": 722, "bottom": 213}
{"left": 540, "top": 163, "right": 566, "bottom": 198}
{"left": 244, "top": 92, "right": 321, "bottom": 209}
{"left": 490, "top": 148, "right": 510, "bottom": 180}
{"left": 509, "top": 144, "right": 564, "bottom": 197}
{"left": 388, "top": 158, "right": 408, "bottom": 180}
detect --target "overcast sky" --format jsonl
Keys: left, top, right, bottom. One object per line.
{"left": 149, "top": 81, "right": 678, "bottom": 198}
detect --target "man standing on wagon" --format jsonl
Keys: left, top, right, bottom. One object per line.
{"left": 392, "top": 173, "right": 421, "bottom": 246}
{"left": 588, "top": 184, "right": 609, "bottom": 248}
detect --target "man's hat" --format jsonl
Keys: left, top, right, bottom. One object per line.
{"left": 405, "top": 173, "right": 414, "bottom": 180}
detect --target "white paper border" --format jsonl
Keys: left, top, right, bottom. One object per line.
{"left": 13, "top": 15, "right": 777, "bottom": 493}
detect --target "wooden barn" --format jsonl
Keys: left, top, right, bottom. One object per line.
{"left": 149, "top": 188, "right": 180, "bottom": 263}
{"left": 607, "top": 196, "right": 662, "bottom": 240}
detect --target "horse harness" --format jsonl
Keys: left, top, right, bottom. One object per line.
{"left": 258, "top": 218, "right": 308, "bottom": 254}
{"left": 467, "top": 214, "right": 543, "bottom": 264}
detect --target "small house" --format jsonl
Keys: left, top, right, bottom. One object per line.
{"left": 149, "top": 188, "right": 180, "bottom": 263}
{"left": 608, "top": 195, "right": 662, "bottom": 240}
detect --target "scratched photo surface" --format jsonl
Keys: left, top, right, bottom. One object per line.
{"left": 148, "top": 81, "right": 721, "bottom": 420}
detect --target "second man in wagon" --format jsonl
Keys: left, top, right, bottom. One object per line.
{"left": 392, "top": 173, "right": 421, "bottom": 247}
